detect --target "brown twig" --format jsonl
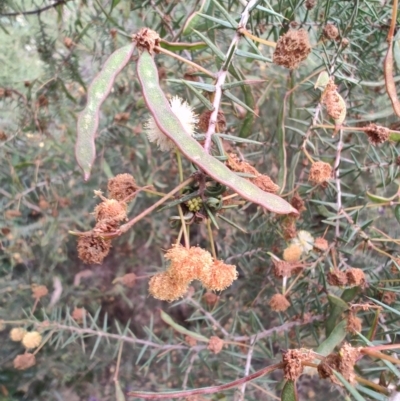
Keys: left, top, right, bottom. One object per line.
{"left": 0, "top": 0, "right": 67, "bottom": 16}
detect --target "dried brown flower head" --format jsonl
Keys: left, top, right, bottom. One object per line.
{"left": 314, "top": 237, "right": 329, "bottom": 252}
{"left": 63, "top": 37, "right": 74, "bottom": 48}
{"left": 148, "top": 272, "right": 189, "bottom": 302}
{"left": 305, "top": 0, "right": 316, "bottom": 9}
{"left": 165, "top": 244, "right": 214, "bottom": 283}
{"left": 273, "top": 259, "right": 293, "bottom": 278}
{"left": 309, "top": 161, "right": 332, "bottom": 184}
{"left": 346, "top": 312, "right": 362, "bottom": 334}
{"left": 120, "top": 273, "right": 137, "bottom": 288}
{"left": 72, "top": 307, "right": 86, "bottom": 323}
{"left": 338, "top": 342, "right": 360, "bottom": 384}
{"left": 269, "top": 294, "right": 290, "bottom": 312}
{"left": 273, "top": 29, "right": 311, "bottom": 69}
{"left": 346, "top": 268, "right": 366, "bottom": 287}
{"left": 198, "top": 110, "right": 226, "bottom": 133}
{"left": 202, "top": 292, "right": 220, "bottom": 306}
{"left": 201, "top": 260, "right": 238, "bottom": 291}
{"left": 323, "top": 24, "right": 339, "bottom": 40}
{"left": 185, "top": 335, "right": 197, "bottom": 347}
{"left": 13, "top": 353, "right": 36, "bottom": 370}
{"left": 0, "top": 130, "right": 7, "bottom": 141}
{"left": 291, "top": 193, "right": 306, "bottom": 214}
{"left": 31, "top": 285, "right": 48, "bottom": 300}
{"left": 77, "top": 234, "right": 111, "bottom": 265}
{"left": 93, "top": 219, "right": 120, "bottom": 235}
{"left": 94, "top": 199, "right": 127, "bottom": 222}
{"left": 22, "top": 331, "right": 42, "bottom": 349}
{"left": 396, "top": 156, "right": 400, "bottom": 166}
{"left": 327, "top": 269, "right": 348, "bottom": 287}
{"left": 10, "top": 327, "right": 27, "bottom": 342}
{"left": 317, "top": 353, "right": 340, "bottom": 380}
{"left": 382, "top": 291, "right": 397, "bottom": 305}
{"left": 281, "top": 216, "right": 297, "bottom": 240}
{"left": 341, "top": 38, "right": 350, "bottom": 47}
{"left": 208, "top": 336, "right": 224, "bottom": 354}
{"left": 132, "top": 28, "right": 160, "bottom": 53}
{"left": 282, "top": 349, "right": 312, "bottom": 380}
{"left": 363, "top": 123, "right": 390, "bottom": 145}
{"left": 108, "top": 173, "right": 138, "bottom": 201}
{"left": 321, "top": 79, "right": 346, "bottom": 121}
{"left": 283, "top": 244, "right": 302, "bottom": 263}
{"left": 183, "top": 67, "right": 200, "bottom": 82}
{"left": 226, "top": 153, "right": 279, "bottom": 193}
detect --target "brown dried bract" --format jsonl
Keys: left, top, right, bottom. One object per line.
{"left": 346, "top": 268, "right": 366, "bottom": 287}
{"left": 208, "top": 336, "right": 224, "bottom": 354}
{"left": 31, "top": 284, "right": 48, "bottom": 300}
{"left": 201, "top": 260, "right": 238, "bottom": 291}
{"left": 317, "top": 353, "right": 340, "bottom": 381}
{"left": 13, "top": 353, "right": 36, "bottom": 370}
{"left": 281, "top": 216, "right": 297, "bottom": 240}
{"left": 314, "top": 237, "right": 329, "bottom": 252}
{"left": 269, "top": 293, "right": 290, "bottom": 312}
{"left": 309, "top": 161, "right": 332, "bottom": 184}
{"left": 323, "top": 24, "right": 339, "bottom": 40}
{"left": 120, "top": 273, "right": 137, "bottom": 288}
{"left": 226, "top": 153, "right": 279, "bottom": 193}
{"left": 198, "top": 109, "right": 226, "bottom": 133}
{"left": 184, "top": 67, "right": 200, "bottom": 82}
{"left": 291, "top": 193, "right": 306, "bottom": 214}
{"left": 346, "top": 312, "right": 362, "bottom": 334}
{"left": 282, "top": 348, "right": 312, "bottom": 380}
{"left": 382, "top": 291, "right": 397, "bottom": 305}
{"left": 273, "top": 29, "right": 311, "bottom": 69}
{"left": 305, "top": 0, "right": 316, "bottom": 9}
{"left": 321, "top": 79, "right": 345, "bottom": 120}
{"left": 94, "top": 199, "right": 127, "bottom": 222}
{"left": 273, "top": 259, "right": 293, "bottom": 278}
{"left": 77, "top": 234, "right": 111, "bottom": 265}
{"left": 363, "top": 123, "right": 390, "bottom": 145}
{"left": 185, "top": 335, "right": 197, "bottom": 347}
{"left": 108, "top": 173, "right": 139, "bottom": 202}
{"left": 114, "top": 112, "right": 130, "bottom": 123}
{"left": 327, "top": 269, "right": 348, "bottom": 287}
{"left": 202, "top": 292, "right": 220, "bottom": 306}
{"left": 148, "top": 272, "right": 188, "bottom": 302}
{"left": 132, "top": 28, "right": 160, "bottom": 54}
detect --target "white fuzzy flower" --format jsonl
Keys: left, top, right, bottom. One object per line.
{"left": 144, "top": 96, "right": 198, "bottom": 152}
{"left": 291, "top": 230, "right": 314, "bottom": 254}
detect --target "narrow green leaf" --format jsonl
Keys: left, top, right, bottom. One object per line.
{"left": 210, "top": 0, "right": 239, "bottom": 28}
{"left": 167, "top": 78, "right": 216, "bottom": 92}
{"left": 224, "top": 90, "right": 258, "bottom": 116}
{"left": 182, "top": 0, "right": 211, "bottom": 35}
{"left": 366, "top": 189, "right": 398, "bottom": 203}
{"left": 281, "top": 380, "right": 298, "bottom": 401}
{"left": 160, "top": 310, "right": 209, "bottom": 342}
{"left": 328, "top": 294, "right": 349, "bottom": 310}
{"left": 235, "top": 49, "right": 271, "bottom": 62}
{"left": 115, "top": 381, "right": 126, "bottom": 401}
{"left": 159, "top": 39, "right": 207, "bottom": 51}
{"left": 197, "top": 13, "right": 234, "bottom": 29}
{"left": 395, "top": 204, "right": 400, "bottom": 224}
{"left": 181, "top": 80, "right": 214, "bottom": 110}
{"left": 137, "top": 50, "right": 297, "bottom": 215}
{"left": 222, "top": 79, "right": 267, "bottom": 90}
{"left": 75, "top": 43, "right": 135, "bottom": 180}
{"left": 390, "top": 132, "right": 400, "bottom": 141}
{"left": 193, "top": 29, "right": 225, "bottom": 61}
{"left": 316, "top": 320, "right": 347, "bottom": 357}
{"left": 332, "top": 371, "right": 366, "bottom": 401}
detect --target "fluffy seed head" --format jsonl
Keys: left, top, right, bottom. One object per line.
{"left": 94, "top": 199, "right": 127, "bottom": 222}
{"left": 273, "top": 29, "right": 311, "bottom": 69}
{"left": 77, "top": 234, "right": 111, "bottom": 265}
{"left": 31, "top": 285, "right": 48, "bottom": 300}
{"left": 269, "top": 294, "right": 290, "bottom": 312}
{"left": 108, "top": 173, "right": 138, "bottom": 202}
{"left": 13, "top": 353, "right": 36, "bottom": 370}
{"left": 148, "top": 272, "right": 189, "bottom": 302}
{"left": 292, "top": 230, "right": 314, "bottom": 253}
{"left": 201, "top": 260, "right": 238, "bottom": 291}
{"left": 208, "top": 336, "right": 224, "bottom": 354}
{"left": 363, "top": 123, "right": 390, "bottom": 145}
{"left": 338, "top": 343, "right": 360, "bottom": 384}
{"left": 346, "top": 268, "right": 366, "bottom": 287}
{"left": 145, "top": 96, "right": 198, "bottom": 152}
{"left": 309, "top": 161, "right": 332, "bottom": 184}
{"left": 323, "top": 24, "right": 339, "bottom": 40}
{"left": 10, "top": 327, "right": 27, "bottom": 342}
{"left": 283, "top": 244, "right": 303, "bottom": 263}
{"left": 22, "top": 331, "right": 42, "bottom": 349}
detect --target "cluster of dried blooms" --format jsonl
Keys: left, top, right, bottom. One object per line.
{"left": 149, "top": 244, "right": 238, "bottom": 302}
{"left": 77, "top": 174, "right": 138, "bottom": 265}
{"left": 321, "top": 78, "right": 346, "bottom": 122}
{"left": 309, "top": 161, "right": 332, "bottom": 184}
{"left": 282, "top": 348, "right": 313, "bottom": 380}
{"left": 269, "top": 293, "right": 291, "bottom": 312}
{"left": 323, "top": 24, "right": 339, "bottom": 40}
{"left": 198, "top": 109, "right": 226, "bottom": 133}
{"left": 273, "top": 29, "right": 311, "bottom": 69}
{"left": 9, "top": 327, "right": 43, "bottom": 370}
{"left": 327, "top": 267, "right": 366, "bottom": 287}
{"left": 318, "top": 343, "right": 360, "bottom": 384}
{"left": 207, "top": 336, "right": 224, "bottom": 354}
{"left": 132, "top": 27, "right": 160, "bottom": 54}
{"left": 363, "top": 123, "right": 390, "bottom": 145}
{"left": 226, "top": 152, "right": 279, "bottom": 193}
{"left": 346, "top": 311, "right": 363, "bottom": 334}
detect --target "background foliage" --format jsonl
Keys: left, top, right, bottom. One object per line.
{"left": 1, "top": 0, "right": 400, "bottom": 400}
